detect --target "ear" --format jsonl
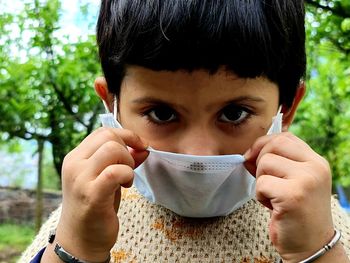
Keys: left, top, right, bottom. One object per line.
{"left": 94, "top": 77, "right": 114, "bottom": 112}
{"left": 281, "top": 82, "right": 306, "bottom": 131}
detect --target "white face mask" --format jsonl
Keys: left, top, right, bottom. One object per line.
{"left": 100, "top": 102, "right": 283, "bottom": 218}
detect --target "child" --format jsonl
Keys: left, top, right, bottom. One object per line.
{"left": 21, "top": 0, "right": 350, "bottom": 262}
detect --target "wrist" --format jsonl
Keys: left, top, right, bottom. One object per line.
{"left": 53, "top": 227, "right": 112, "bottom": 263}
{"left": 281, "top": 243, "right": 349, "bottom": 263}
{"left": 53, "top": 243, "right": 110, "bottom": 263}
{"left": 281, "top": 229, "right": 343, "bottom": 263}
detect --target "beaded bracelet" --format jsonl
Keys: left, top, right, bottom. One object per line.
{"left": 278, "top": 229, "right": 341, "bottom": 263}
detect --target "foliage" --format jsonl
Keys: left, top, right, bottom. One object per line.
{"left": 0, "top": 222, "right": 35, "bottom": 262}
{"left": 305, "top": 0, "right": 350, "bottom": 54}
{"left": 0, "top": 222, "right": 35, "bottom": 250}
{"left": 292, "top": 0, "right": 350, "bottom": 185}
{"left": 0, "top": 0, "right": 102, "bottom": 178}
{"left": 0, "top": 138, "right": 23, "bottom": 153}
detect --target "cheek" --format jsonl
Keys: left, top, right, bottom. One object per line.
{"left": 120, "top": 111, "right": 176, "bottom": 149}
{"left": 220, "top": 122, "right": 270, "bottom": 154}
{"left": 245, "top": 124, "right": 268, "bottom": 144}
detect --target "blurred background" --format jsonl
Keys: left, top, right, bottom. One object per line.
{"left": 0, "top": 0, "right": 349, "bottom": 262}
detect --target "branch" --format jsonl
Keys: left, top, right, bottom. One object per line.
{"left": 48, "top": 79, "right": 89, "bottom": 128}
{"left": 44, "top": 41, "right": 89, "bottom": 128}
{"left": 328, "top": 38, "right": 350, "bottom": 55}
{"left": 86, "top": 103, "right": 103, "bottom": 135}
{"left": 305, "top": 0, "right": 350, "bottom": 18}
{"left": 8, "top": 128, "right": 48, "bottom": 142}
{"left": 32, "top": 2, "right": 89, "bottom": 129}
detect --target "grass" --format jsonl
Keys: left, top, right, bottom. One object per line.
{"left": 0, "top": 222, "right": 35, "bottom": 262}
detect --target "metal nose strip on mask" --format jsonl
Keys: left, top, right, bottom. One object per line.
{"left": 145, "top": 147, "right": 246, "bottom": 172}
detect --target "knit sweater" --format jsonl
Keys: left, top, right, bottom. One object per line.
{"left": 20, "top": 186, "right": 350, "bottom": 263}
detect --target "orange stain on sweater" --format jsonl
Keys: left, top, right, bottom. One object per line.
{"left": 111, "top": 250, "right": 137, "bottom": 263}
{"left": 121, "top": 188, "right": 141, "bottom": 201}
{"left": 152, "top": 217, "right": 215, "bottom": 242}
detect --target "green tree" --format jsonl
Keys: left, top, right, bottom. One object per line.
{"left": 0, "top": 0, "right": 101, "bottom": 228}
{"left": 0, "top": 0, "right": 101, "bottom": 178}
{"left": 305, "top": 0, "right": 350, "bottom": 51}
{"left": 293, "top": 1, "right": 350, "bottom": 185}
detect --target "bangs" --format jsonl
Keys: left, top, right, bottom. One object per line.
{"left": 97, "top": 0, "right": 305, "bottom": 105}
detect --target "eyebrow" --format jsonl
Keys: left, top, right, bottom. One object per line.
{"left": 224, "top": 96, "right": 266, "bottom": 103}
{"left": 131, "top": 97, "right": 178, "bottom": 105}
{"left": 131, "top": 97, "right": 189, "bottom": 112}
{"left": 131, "top": 95, "right": 266, "bottom": 112}
{"left": 207, "top": 96, "right": 266, "bottom": 111}
{"left": 132, "top": 95, "right": 265, "bottom": 103}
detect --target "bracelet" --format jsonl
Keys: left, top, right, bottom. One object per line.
{"left": 298, "top": 229, "right": 341, "bottom": 263}
{"left": 54, "top": 243, "right": 110, "bottom": 263}
{"left": 278, "top": 229, "right": 342, "bottom": 263}
{"left": 48, "top": 229, "right": 110, "bottom": 263}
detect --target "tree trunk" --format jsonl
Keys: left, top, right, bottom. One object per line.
{"left": 35, "top": 139, "right": 44, "bottom": 232}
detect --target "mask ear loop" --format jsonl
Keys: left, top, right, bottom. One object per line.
{"left": 277, "top": 105, "right": 282, "bottom": 114}
{"left": 266, "top": 105, "right": 283, "bottom": 135}
{"left": 102, "top": 100, "right": 110, "bottom": 113}
{"left": 99, "top": 95, "right": 118, "bottom": 117}
{"left": 112, "top": 96, "right": 123, "bottom": 129}
{"left": 99, "top": 96, "right": 123, "bottom": 129}
{"left": 113, "top": 96, "right": 118, "bottom": 120}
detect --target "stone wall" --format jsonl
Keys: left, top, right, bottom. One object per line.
{"left": 0, "top": 187, "right": 62, "bottom": 224}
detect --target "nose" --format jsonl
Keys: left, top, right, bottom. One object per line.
{"left": 177, "top": 127, "right": 220, "bottom": 156}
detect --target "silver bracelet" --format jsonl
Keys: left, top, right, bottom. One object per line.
{"left": 278, "top": 229, "right": 342, "bottom": 263}
{"left": 54, "top": 243, "right": 111, "bottom": 263}
{"left": 48, "top": 229, "right": 110, "bottom": 263}
{"left": 298, "top": 229, "right": 341, "bottom": 263}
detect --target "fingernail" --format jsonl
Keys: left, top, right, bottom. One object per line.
{"left": 141, "top": 139, "right": 149, "bottom": 149}
{"left": 244, "top": 148, "right": 251, "bottom": 159}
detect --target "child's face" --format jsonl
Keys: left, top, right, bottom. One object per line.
{"left": 114, "top": 66, "right": 281, "bottom": 155}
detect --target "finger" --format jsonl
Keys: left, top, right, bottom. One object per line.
{"left": 87, "top": 141, "right": 136, "bottom": 177}
{"left": 92, "top": 164, "right": 135, "bottom": 207}
{"left": 256, "top": 174, "right": 288, "bottom": 210}
{"left": 244, "top": 134, "right": 291, "bottom": 177}
{"left": 256, "top": 133, "right": 311, "bottom": 165}
{"left": 245, "top": 132, "right": 311, "bottom": 165}
{"left": 71, "top": 127, "right": 148, "bottom": 160}
{"left": 256, "top": 153, "right": 300, "bottom": 180}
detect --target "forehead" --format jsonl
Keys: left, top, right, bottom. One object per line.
{"left": 121, "top": 66, "right": 278, "bottom": 99}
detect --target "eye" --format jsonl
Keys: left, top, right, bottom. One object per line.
{"left": 219, "top": 105, "right": 250, "bottom": 125}
{"left": 146, "top": 106, "right": 177, "bottom": 124}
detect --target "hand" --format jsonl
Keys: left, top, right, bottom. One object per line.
{"left": 55, "top": 127, "right": 148, "bottom": 262}
{"left": 244, "top": 132, "right": 334, "bottom": 262}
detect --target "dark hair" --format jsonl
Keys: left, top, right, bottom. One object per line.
{"left": 97, "top": 0, "right": 306, "bottom": 107}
